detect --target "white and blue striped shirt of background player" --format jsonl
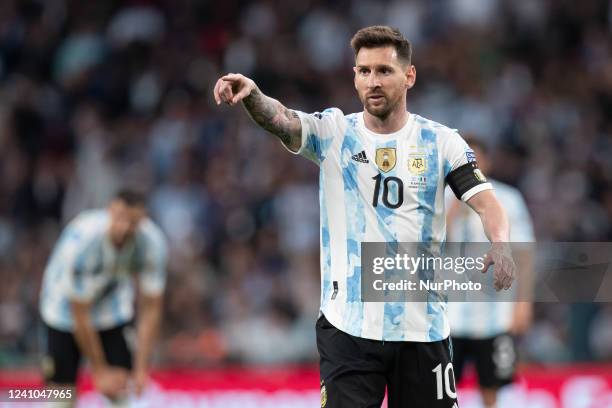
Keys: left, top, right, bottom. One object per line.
{"left": 39, "top": 209, "right": 168, "bottom": 332}
{"left": 445, "top": 180, "right": 535, "bottom": 339}
{"left": 283, "top": 107, "right": 493, "bottom": 342}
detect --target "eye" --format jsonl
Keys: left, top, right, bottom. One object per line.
{"left": 359, "top": 68, "right": 369, "bottom": 75}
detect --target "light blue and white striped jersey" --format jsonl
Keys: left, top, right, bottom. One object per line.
{"left": 446, "top": 180, "right": 534, "bottom": 338}
{"left": 290, "top": 108, "right": 492, "bottom": 342}
{"left": 40, "top": 209, "right": 168, "bottom": 331}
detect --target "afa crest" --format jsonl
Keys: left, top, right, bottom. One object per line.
{"left": 408, "top": 154, "right": 427, "bottom": 175}
{"left": 375, "top": 148, "right": 396, "bottom": 172}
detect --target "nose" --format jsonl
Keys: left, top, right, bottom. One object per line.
{"left": 118, "top": 218, "right": 135, "bottom": 233}
{"left": 367, "top": 73, "right": 381, "bottom": 88}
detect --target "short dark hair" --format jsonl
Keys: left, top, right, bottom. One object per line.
{"left": 114, "top": 189, "right": 146, "bottom": 207}
{"left": 350, "top": 25, "right": 412, "bottom": 65}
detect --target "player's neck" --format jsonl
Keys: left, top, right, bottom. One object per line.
{"left": 363, "top": 106, "right": 409, "bottom": 134}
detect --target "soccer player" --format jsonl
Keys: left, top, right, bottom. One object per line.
{"left": 446, "top": 137, "right": 535, "bottom": 408}
{"left": 39, "top": 190, "right": 167, "bottom": 406}
{"left": 214, "top": 25, "right": 516, "bottom": 407}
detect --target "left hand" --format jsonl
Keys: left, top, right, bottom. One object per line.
{"left": 481, "top": 242, "right": 516, "bottom": 291}
{"left": 132, "top": 367, "right": 149, "bottom": 396}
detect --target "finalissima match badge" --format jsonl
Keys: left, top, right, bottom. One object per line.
{"left": 375, "top": 148, "right": 396, "bottom": 172}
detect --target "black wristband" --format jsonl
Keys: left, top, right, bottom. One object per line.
{"left": 446, "top": 162, "right": 488, "bottom": 199}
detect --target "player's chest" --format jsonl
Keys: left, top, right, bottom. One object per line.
{"left": 332, "top": 132, "right": 442, "bottom": 205}
{"left": 97, "top": 240, "right": 141, "bottom": 278}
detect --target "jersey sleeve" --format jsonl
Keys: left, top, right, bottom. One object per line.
{"left": 138, "top": 224, "right": 168, "bottom": 296}
{"left": 66, "top": 229, "right": 103, "bottom": 302}
{"left": 284, "top": 107, "right": 344, "bottom": 164}
{"left": 441, "top": 131, "right": 493, "bottom": 202}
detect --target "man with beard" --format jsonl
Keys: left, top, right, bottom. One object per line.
{"left": 213, "top": 25, "right": 515, "bottom": 408}
{"left": 39, "top": 190, "right": 167, "bottom": 406}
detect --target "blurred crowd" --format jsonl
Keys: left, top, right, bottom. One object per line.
{"left": 0, "top": 0, "right": 611, "bottom": 368}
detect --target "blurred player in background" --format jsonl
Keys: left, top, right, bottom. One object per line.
{"left": 39, "top": 190, "right": 167, "bottom": 406}
{"left": 214, "top": 25, "right": 516, "bottom": 407}
{"left": 446, "top": 137, "right": 535, "bottom": 408}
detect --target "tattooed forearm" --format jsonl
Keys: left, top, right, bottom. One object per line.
{"left": 242, "top": 87, "right": 302, "bottom": 151}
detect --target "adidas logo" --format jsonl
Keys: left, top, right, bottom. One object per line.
{"left": 351, "top": 151, "right": 369, "bottom": 163}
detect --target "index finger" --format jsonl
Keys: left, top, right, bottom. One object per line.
{"left": 222, "top": 73, "right": 242, "bottom": 82}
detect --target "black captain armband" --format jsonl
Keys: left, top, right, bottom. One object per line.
{"left": 446, "top": 162, "right": 489, "bottom": 200}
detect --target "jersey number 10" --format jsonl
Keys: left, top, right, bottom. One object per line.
{"left": 372, "top": 174, "right": 404, "bottom": 209}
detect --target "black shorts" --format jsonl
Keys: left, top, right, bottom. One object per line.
{"left": 452, "top": 333, "right": 516, "bottom": 389}
{"left": 316, "top": 314, "right": 458, "bottom": 408}
{"left": 41, "top": 322, "right": 133, "bottom": 384}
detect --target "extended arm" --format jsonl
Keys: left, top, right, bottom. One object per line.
{"left": 213, "top": 73, "right": 302, "bottom": 151}
{"left": 465, "top": 189, "right": 509, "bottom": 243}
{"left": 71, "top": 301, "right": 128, "bottom": 398}
{"left": 466, "top": 190, "right": 516, "bottom": 290}
{"left": 71, "top": 301, "right": 108, "bottom": 371}
{"left": 133, "top": 294, "right": 163, "bottom": 394}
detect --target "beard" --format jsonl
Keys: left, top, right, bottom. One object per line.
{"left": 362, "top": 93, "right": 398, "bottom": 119}
{"left": 110, "top": 230, "right": 133, "bottom": 248}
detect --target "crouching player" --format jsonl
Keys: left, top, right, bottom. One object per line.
{"left": 39, "top": 190, "right": 167, "bottom": 406}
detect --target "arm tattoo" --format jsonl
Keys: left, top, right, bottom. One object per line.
{"left": 242, "top": 87, "right": 302, "bottom": 150}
